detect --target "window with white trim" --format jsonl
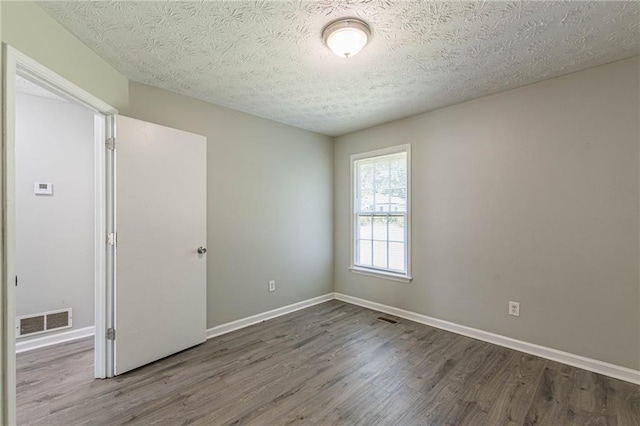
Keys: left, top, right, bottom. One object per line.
{"left": 351, "top": 145, "right": 411, "bottom": 281}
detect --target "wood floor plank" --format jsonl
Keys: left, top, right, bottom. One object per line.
{"left": 564, "top": 368, "right": 616, "bottom": 426}
{"left": 440, "top": 346, "right": 517, "bottom": 425}
{"left": 16, "top": 300, "right": 639, "bottom": 425}
{"left": 523, "top": 361, "right": 578, "bottom": 425}
{"left": 481, "top": 353, "right": 548, "bottom": 425}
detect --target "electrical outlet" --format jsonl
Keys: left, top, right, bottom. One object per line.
{"left": 509, "top": 301, "right": 520, "bottom": 317}
{"left": 268, "top": 280, "right": 276, "bottom": 292}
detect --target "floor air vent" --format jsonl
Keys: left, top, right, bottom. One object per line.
{"left": 377, "top": 316, "right": 398, "bottom": 325}
{"left": 17, "top": 308, "right": 72, "bottom": 337}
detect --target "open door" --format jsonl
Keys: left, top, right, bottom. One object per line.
{"left": 112, "top": 115, "right": 207, "bottom": 375}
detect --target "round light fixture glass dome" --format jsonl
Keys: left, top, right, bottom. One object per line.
{"left": 322, "top": 18, "right": 371, "bottom": 59}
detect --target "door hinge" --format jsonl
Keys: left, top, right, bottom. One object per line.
{"left": 107, "top": 232, "right": 117, "bottom": 246}
{"left": 106, "top": 328, "right": 116, "bottom": 340}
{"left": 106, "top": 137, "right": 116, "bottom": 150}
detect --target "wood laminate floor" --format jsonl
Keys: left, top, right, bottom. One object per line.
{"left": 17, "top": 300, "right": 639, "bottom": 425}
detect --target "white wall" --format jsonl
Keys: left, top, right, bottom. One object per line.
{"left": 128, "top": 82, "right": 334, "bottom": 328}
{"left": 15, "top": 93, "right": 95, "bottom": 335}
{"left": 334, "top": 57, "right": 640, "bottom": 370}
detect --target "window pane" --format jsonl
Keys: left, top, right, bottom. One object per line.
{"left": 389, "top": 242, "right": 405, "bottom": 271}
{"left": 374, "top": 186, "right": 390, "bottom": 212}
{"left": 388, "top": 216, "right": 405, "bottom": 242}
{"left": 390, "top": 154, "right": 407, "bottom": 188}
{"left": 375, "top": 203, "right": 390, "bottom": 212}
{"left": 373, "top": 216, "right": 387, "bottom": 240}
{"left": 358, "top": 239, "right": 372, "bottom": 266}
{"left": 374, "top": 161, "right": 389, "bottom": 194}
{"left": 373, "top": 241, "right": 387, "bottom": 269}
{"left": 390, "top": 187, "right": 406, "bottom": 212}
{"left": 359, "top": 189, "right": 374, "bottom": 212}
{"left": 358, "top": 163, "right": 374, "bottom": 190}
{"left": 358, "top": 216, "right": 372, "bottom": 239}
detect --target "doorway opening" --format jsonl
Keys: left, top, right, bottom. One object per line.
{"left": 15, "top": 74, "right": 97, "bottom": 348}
{"left": 14, "top": 75, "right": 100, "bottom": 422}
{"left": 2, "top": 45, "right": 118, "bottom": 424}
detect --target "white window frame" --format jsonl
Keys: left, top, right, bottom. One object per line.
{"left": 349, "top": 144, "right": 412, "bottom": 282}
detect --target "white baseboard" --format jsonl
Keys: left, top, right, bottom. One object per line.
{"left": 16, "top": 326, "right": 95, "bottom": 354}
{"left": 206, "top": 293, "right": 335, "bottom": 340}
{"left": 334, "top": 293, "right": 640, "bottom": 385}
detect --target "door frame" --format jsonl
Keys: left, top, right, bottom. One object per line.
{"left": 1, "top": 44, "right": 117, "bottom": 424}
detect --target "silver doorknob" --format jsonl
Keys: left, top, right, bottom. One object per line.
{"left": 197, "top": 247, "right": 207, "bottom": 254}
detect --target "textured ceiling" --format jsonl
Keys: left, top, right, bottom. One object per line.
{"left": 40, "top": 1, "right": 639, "bottom": 136}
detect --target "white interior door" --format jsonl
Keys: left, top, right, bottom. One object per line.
{"left": 113, "top": 115, "right": 207, "bottom": 375}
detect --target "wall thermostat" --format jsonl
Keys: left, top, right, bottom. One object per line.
{"left": 34, "top": 182, "right": 53, "bottom": 195}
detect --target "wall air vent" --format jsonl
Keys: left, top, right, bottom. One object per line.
{"left": 376, "top": 316, "right": 398, "bottom": 325}
{"left": 17, "top": 308, "right": 73, "bottom": 337}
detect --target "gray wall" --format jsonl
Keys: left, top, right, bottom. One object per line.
{"left": 128, "top": 82, "right": 334, "bottom": 328}
{"left": 334, "top": 57, "right": 640, "bottom": 370}
{"left": 15, "top": 93, "right": 95, "bottom": 333}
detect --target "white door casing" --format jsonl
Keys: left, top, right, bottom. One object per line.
{"left": 113, "top": 115, "right": 207, "bottom": 375}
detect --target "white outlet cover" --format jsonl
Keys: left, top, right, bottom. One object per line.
{"left": 509, "top": 301, "right": 520, "bottom": 317}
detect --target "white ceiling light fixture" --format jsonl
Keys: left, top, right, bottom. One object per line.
{"left": 322, "top": 18, "right": 371, "bottom": 59}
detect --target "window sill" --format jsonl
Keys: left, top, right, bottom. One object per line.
{"left": 349, "top": 266, "right": 413, "bottom": 283}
